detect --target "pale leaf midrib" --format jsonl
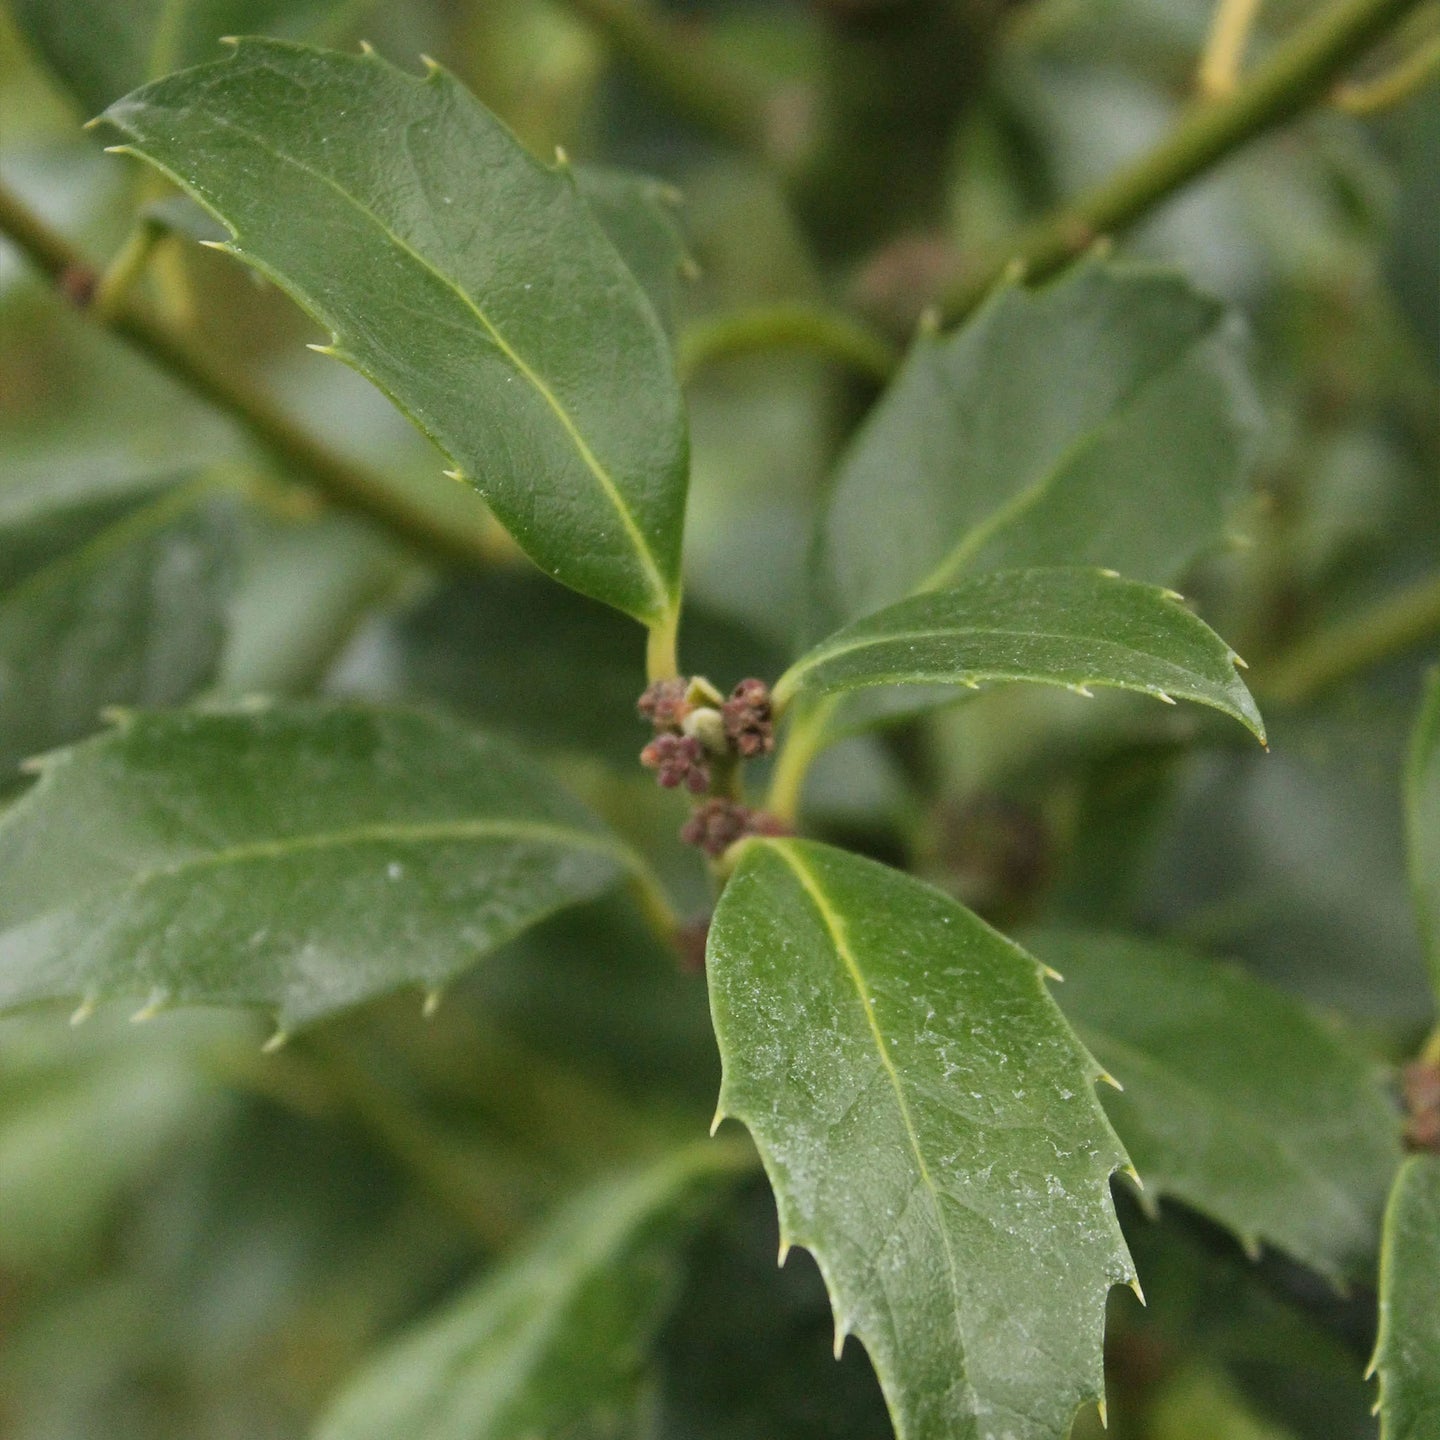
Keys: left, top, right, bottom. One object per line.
{"left": 52, "top": 816, "right": 628, "bottom": 907}
{"left": 767, "top": 840, "right": 973, "bottom": 1404}
{"left": 158, "top": 95, "right": 671, "bottom": 613}
{"left": 786, "top": 621, "right": 1215, "bottom": 694}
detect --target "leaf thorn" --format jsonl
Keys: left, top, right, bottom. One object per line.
{"left": 1231, "top": 652, "right": 1249, "bottom": 669}
{"left": 130, "top": 989, "right": 167, "bottom": 1023}
{"left": 1128, "top": 1275, "right": 1146, "bottom": 1305}
{"left": 69, "top": 995, "right": 98, "bottom": 1026}
{"left": 1098, "top": 1070, "right": 1124, "bottom": 1091}
{"left": 198, "top": 239, "right": 232, "bottom": 252}
{"left": 554, "top": 144, "right": 570, "bottom": 169}
{"left": 1097, "top": 1396, "right": 1109, "bottom": 1429}
{"left": 1068, "top": 683, "right": 1095, "bottom": 699}
{"left": 1121, "top": 1161, "right": 1143, "bottom": 1189}
{"left": 419, "top": 53, "right": 441, "bottom": 76}
{"left": 422, "top": 988, "right": 442, "bottom": 1018}
{"left": 307, "top": 342, "right": 340, "bottom": 356}
{"left": 1040, "top": 963, "right": 1064, "bottom": 982}
{"left": 777, "top": 1236, "right": 791, "bottom": 1266}
{"left": 261, "top": 1028, "right": 290, "bottom": 1054}
{"left": 1153, "top": 690, "right": 1177, "bottom": 705}
{"left": 1099, "top": 568, "right": 1121, "bottom": 579}
{"left": 709, "top": 1106, "right": 727, "bottom": 1137}
{"left": 442, "top": 468, "right": 464, "bottom": 482}
{"left": 1240, "top": 1233, "right": 1262, "bottom": 1261}
{"left": 359, "top": 39, "right": 377, "bottom": 56}
{"left": 1162, "top": 588, "right": 1185, "bottom": 602}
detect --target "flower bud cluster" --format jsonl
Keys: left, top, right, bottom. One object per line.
{"left": 680, "top": 799, "right": 789, "bottom": 858}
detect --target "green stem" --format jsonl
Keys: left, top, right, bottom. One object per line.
{"left": 941, "top": 0, "right": 1429, "bottom": 323}
{"left": 766, "top": 697, "right": 840, "bottom": 826}
{"left": 1257, "top": 570, "right": 1440, "bottom": 705}
{"left": 0, "top": 176, "right": 501, "bottom": 572}
{"left": 678, "top": 302, "right": 901, "bottom": 385}
{"left": 557, "top": 0, "right": 777, "bottom": 154}
{"left": 1334, "top": 30, "right": 1440, "bottom": 112}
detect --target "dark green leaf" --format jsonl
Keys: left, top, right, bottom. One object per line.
{"left": 313, "top": 1140, "right": 749, "bottom": 1440}
{"left": 1371, "top": 1155, "right": 1440, "bottom": 1440}
{"left": 0, "top": 463, "right": 235, "bottom": 780}
{"left": 1409, "top": 671, "right": 1440, "bottom": 999}
{"left": 102, "top": 40, "right": 688, "bottom": 627}
{"left": 576, "top": 164, "right": 692, "bottom": 337}
{"left": 814, "top": 260, "right": 1259, "bottom": 628}
{"left": 707, "top": 838, "right": 1135, "bottom": 1440}
{"left": 775, "top": 568, "right": 1264, "bottom": 743}
{"left": 12, "top": 0, "right": 367, "bottom": 115}
{"left": 0, "top": 704, "right": 634, "bottom": 1032}
{"left": 373, "top": 568, "right": 787, "bottom": 767}
{"left": 1028, "top": 929, "right": 1403, "bottom": 1282}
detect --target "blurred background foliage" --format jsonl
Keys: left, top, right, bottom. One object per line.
{"left": 0, "top": 0, "right": 1436, "bottom": 1436}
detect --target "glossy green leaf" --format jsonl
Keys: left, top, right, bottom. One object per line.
{"left": 0, "top": 704, "right": 633, "bottom": 1032}
{"left": 0, "top": 463, "right": 235, "bottom": 780}
{"left": 707, "top": 838, "right": 1135, "bottom": 1440}
{"left": 814, "top": 260, "right": 1260, "bottom": 628}
{"left": 1371, "top": 1155, "right": 1440, "bottom": 1440}
{"left": 313, "top": 1139, "right": 749, "bottom": 1440}
{"left": 12, "top": 0, "right": 367, "bottom": 115}
{"left": 1028, "top": 929, "right": 1403, "bottom": 1282}
{"left": 1409, "top": 671, "right": 1440, "bottom": 999}
{"left": 101, "top": 40, "right": 688, "bottom": 626}
{"left": 775, "top": 568, "right": 1264, "bottom": 743}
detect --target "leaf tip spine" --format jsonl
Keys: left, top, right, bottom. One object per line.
{"left": 1121, "top": 1161, "right": 1143, "bottom": 1189}
{"left": 709, "top": 1106, "right": 727, "bottom": 1137}
{"left": 1040, "top": 963, "right": 1064, "bottom": 982}
{"left": 441, "top": 467, "right": 464, "bottom": 482}
{"left": 832, "top": 1322, "right": 849, "bottom": 1361}
{"left": 1152, "top": 690, "right": 1177, "bottom": 705}
{"left": 1231, "top": 652, "right": 1249, "bottom": 669}
{"left": 1098, "top": 1070, "right": 1124, "bottom": 1092}
{"left": 261, "top": 1027, "right": 290, "bottom": 1054}
{"left": 1162, "top": 588, "right": 1185, "bottom": 603}
{"left": 1099, "top": 568, "right": 1121, "bottom": 579}
{"left": 69, "top": 995, "right": 98, "bottom": 1026}
{"left": 218, "top": 34, "right": 239, "bottom": 47}
{"left": 1240, "top": 1234, "right": 1262, "bottom": 1262}
{"left": 358, "top": 39, "right": 377, "bottom": 56}
{"left": 916, "top": 304, "right": 941, "bottom": 339}
{"left": 130, "top": 989, "right": 168, "bottom": 1023}
{"left": 419, "top": 53, "right": 441, "bottom": 76}
{"left": 553, "top": 144, "right": 571, "bottom": 169}
{"left": 422, "top": 988, "right": 442, "bottom": 1018}
{"left": 1068, "top": 683, "right": 1095, "bottom": 699}
{"left": 1127, "top": 1275, "right": 1146, "bottom": 1306}
{"left": 777, "top": 1236, "right": 791, "bottom": 1266}
{"left": 1363, "top": 1354, "right": 1378, "bottom": 1382}
{"left": 1097, "top": 1396, "right": 1109, "bottom": 1430}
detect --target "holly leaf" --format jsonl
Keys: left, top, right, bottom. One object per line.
{"left": 12, "top": 0, "right": 367, "bottom": 115}
{"left": 576, "top": 165, "right": 692, "bottom": 337}
{"left": 101, "top": 40, "right": 688, "bottom": 628}
{"left": 0, "top": 463, "right": 235, "bottom": 780}
{"left": 706, "top": 838, "right": 1135, "bottom": 1440}
{"left": 813, "top": 260, "right": 1259, "bottom": 629}
{"left": 1027, "top": 929, "right": 1404, "bottom": 1283}
{"left": 313, "top": 1140, "right": 749, "bottom": 1440}
{"left": 1371, "top": 1155, "right": 1440, "bottom": 1440}
{"left": 1409, "top": 671, "right": 1440, "bottom": 998}
{"left": 0, "top": 704, "right": 635, "bottom": 1033}
{"left": 774, "top": 568, "right": 1264, "bottom": 743}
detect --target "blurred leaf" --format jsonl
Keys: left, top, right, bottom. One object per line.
{"left": 707, "top": 838, "right": 1134, "bottom": 1440}
{"left": 1371, "top": 1155, "right": 1440, "bottom": 1439}
{"left": 1386, "top": 83, "right": 1440, "bottom": 370}
{"left": 0, "top": 1009, "right": 237, "bottom": 1272}
{"left": 650, "top": 1176, "right": 893, "bottom": 1440}
{"left": 576, "top": 164, "right": 691, "bottom": 337}
{"left": 1148, "top": 1362, "right": 1298, "bottom": 1440}
{"left": 313, "top": 1140, "right": 747, "bottom": 1440}
{"left": 814, "top": 260, "right": 1259, "bottom": 629}
{"left": 0, "top": 461, "right": 235, "bottom": 779}
{"left": 1029, "top": 929, "right": 1403, "bottom": 1281}
{"left": 0, "top": 704, "right": 633, "bottom": 1030}
{"left": 1140, "top": 696, "right": 1433, "bottom": 1021}
{"left": 776, "top": 568, "right": 1264, "bottom": 742}
{"left": 11, "top": 0, "right": 369, "bottom": 115}
{"left": 1408, "top": 670, "right": 1440, "bottom": 998}
{"left": 368, "top": 568, "right": 785, "bottom": 768}
{"left": 102, "top": 40, "right": 688, "bottom": 627}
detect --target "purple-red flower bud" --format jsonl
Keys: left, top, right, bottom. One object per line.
{"left": 722, "top": 678, "right": 774, "bottom": 759}
{"left": 640, "top": 733, "right": 710, "bottom": 793}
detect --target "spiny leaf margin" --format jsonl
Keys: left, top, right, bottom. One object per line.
{"left": 706, "top": 836, "right": 1137, "bottom": 1440}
